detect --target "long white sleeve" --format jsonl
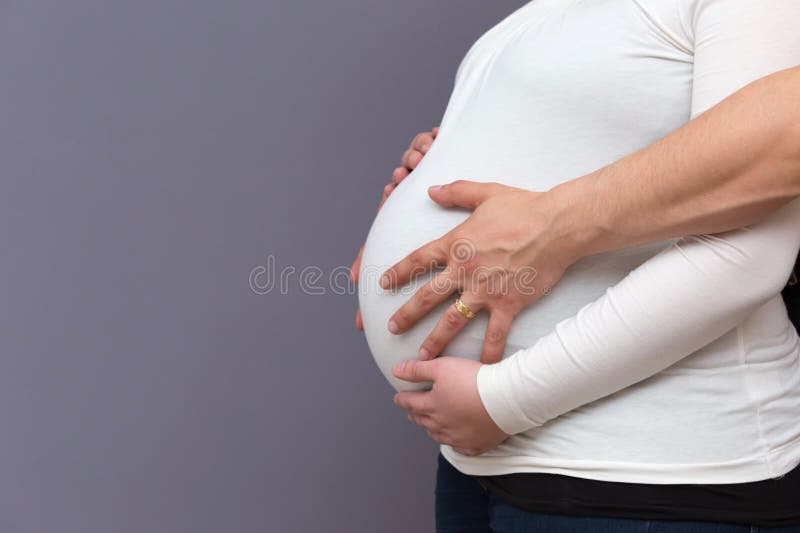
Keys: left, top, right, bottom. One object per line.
{"left": 477, "top": 0, "right": 800, "bottom": 436}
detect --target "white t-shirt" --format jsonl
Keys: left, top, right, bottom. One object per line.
{"left": 358, "top": 0, "right": 800, "bottom": 484}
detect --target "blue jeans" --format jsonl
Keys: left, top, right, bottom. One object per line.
{"left": 435, "top": 453, "right": 800, "bottom": 533}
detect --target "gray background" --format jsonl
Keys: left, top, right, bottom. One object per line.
{"left": 0, "top": 1, "right": 524, "bottom": 532}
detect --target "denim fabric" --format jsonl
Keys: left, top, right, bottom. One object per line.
{"left": 435, "top": 453, "right": 800, "bottom": 533}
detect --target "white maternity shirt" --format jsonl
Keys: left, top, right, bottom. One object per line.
{"left": 358, "top": 0, "right": 800, "bottom": 484}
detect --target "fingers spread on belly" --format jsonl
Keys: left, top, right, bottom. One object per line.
{"left": 388, "top": 270, "right": 457, "bottom": 335}
{"left": 419, "top": 293, "right": 484, "bottom": 360}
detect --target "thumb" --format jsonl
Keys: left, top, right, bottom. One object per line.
{"left": 350, "top": 244, "right": 364, "bottom": 283}
{"left": 428, "top": 180, "right": 506, "bottom": 209}
{"left": 392, "top": 359, "right": 436, "bottom": 383}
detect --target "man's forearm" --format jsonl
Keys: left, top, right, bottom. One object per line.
{"left": 550, "top": 66, "right": 800, "bottom": 263}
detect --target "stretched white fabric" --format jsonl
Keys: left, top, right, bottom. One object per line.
{"left": 358, "top": 0, "right": 800, "bottom": 484}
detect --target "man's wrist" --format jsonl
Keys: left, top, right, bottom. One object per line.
{"left": 541, "top": 175, "right": 609, "bottom": 267}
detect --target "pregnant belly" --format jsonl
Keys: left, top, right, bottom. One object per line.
{"left": 358, "top": 179, "right": 483, "bottom": 391}
{"left": 358, "top": 172, "right": 670, "bottom": 391}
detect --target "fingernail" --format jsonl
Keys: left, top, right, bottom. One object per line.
{"left": 380, "top": 273, "right": 390, "bottom": 289}
{"left": 430, "top": 185, "right": 442, "bottom": 192}
{"left": 393, "top": 361, "right": 406, "bottom": 375}
{"left": 388, "top": 319, "right": 400, "bottom": 334}
{"left": 419, "top": 347, "right": 431, "bottom": 360}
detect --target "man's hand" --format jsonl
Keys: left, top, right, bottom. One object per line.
{"left": 381, "top": 180, "right": 576, "bottom": 363}
{"left": 392, "top": 357, "right": 508, "bottom": 456}
{"left": 351, "top": 126, "right": 440, "bottom": 330}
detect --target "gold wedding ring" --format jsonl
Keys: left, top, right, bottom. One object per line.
{"left": 454, "top": 296, "right": 476, "bottom": 320}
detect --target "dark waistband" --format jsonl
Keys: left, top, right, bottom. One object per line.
{"left": 476, "top": 462, "right": 800, "bottom": 527}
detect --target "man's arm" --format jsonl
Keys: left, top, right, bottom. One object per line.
{"left": 478, "top": 0, "right": 800, "bottom": 435}
{"left": 382, "top": 67, "right": 800, "bottom": 363}
{"left": 391, "top": 1, "right": 800, "bottom": 452}
{"left": 551, "top": 65, "right": 800, "bottom": 266}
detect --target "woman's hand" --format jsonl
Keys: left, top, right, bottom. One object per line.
{"left": 381, "top": 180, "right": 578, "bottom": 363}
{"left": 351, "top": 126, "right": 440, "bottom": 330}
{"left": 392, "top": 357, "right": 508, "bottom": 456}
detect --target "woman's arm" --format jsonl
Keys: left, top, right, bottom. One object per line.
{"left": 392, "top": 0, "right": 800, "bottom": 452}
{"left": 480, "top": 201, "right": 800, "bottom": 434}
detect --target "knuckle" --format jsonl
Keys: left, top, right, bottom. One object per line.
{"left": 431, "top": 274, "right": 454, "bottom": 296}
{"left": 486, "top": 325, "right": 506, "bottom": 345}
{"left": 422, "top": 335, "right": 440, "bottom": 354}
{"left": 408, "top": 248, "right": 427, "bottom": 268}
{"left": 495, "top": 294, "right": 520, "bottom": 313}
{"left": 489, "top": 182, "right": 508, "bottom": 195}
{"left": 432, "top": 238, "right": 449, "bottom": 258}
{"left": 416, "top": 292, "right": 434, "bottom": 310}
{"left": 418, "top": 286, "right": 439, "bottom": 308}
{"left": 444, "top": 310, "right": 463, "bottom": 330}
{"left": 406, "top": 362, "right": 419, "bottom": 381}
{"left": 383, "top": 267, "right": 398, "bottom": 284}
{"left": 490, "top": 291, "right": 516, "bottom": 314}
{"left": 461, "top": 256, "right": 479, "bottom": 272}
{"left": 393, "top": 307, "right": 412, "bottom": 327}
